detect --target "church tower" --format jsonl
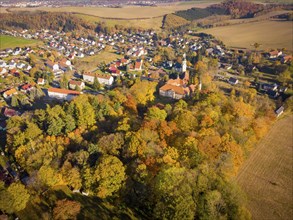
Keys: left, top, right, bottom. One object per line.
{"left": 182, "top": 53, "right": 187, "bottom": 73}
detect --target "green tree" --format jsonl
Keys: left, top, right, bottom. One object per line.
{"left": 93, "top": 75, "right": 101, "bottom": 91}
{"left": 11, "top": 95, "right": 19, "bottom": 108}
{"left": 146, "top": 106, "right": 167, "bottom": 120}
{"left": 94, "top": 155, "right": 126, "bottom": 198}
{"left": 0, "top": 182, "right": 30, "bottom": 214}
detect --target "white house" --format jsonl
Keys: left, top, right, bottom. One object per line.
{"left": 69, "top": 80, "right": 85, "bottom": 90}
{"left": 48, "top": 87, "right": 81, "bottom": 101}
{"left": 37, "top": 78, "right": 45, "bottom": 85}
{"left": 83, "top": 72, "right": 114, "bottom": 86}
{"left": 46, "top": 61, "right": 59, "bottom": 71}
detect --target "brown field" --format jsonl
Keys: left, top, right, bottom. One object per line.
{"left": 75, "top": 14, "right": 164, "bottom": 30}
{"left": 8, "top": 2, "right": 214, "bottom": 19}
{"left": 203, "top": 20, "right": 293, "bottom": 50}
{"left": 237, "top": 115, "right": 293, "bottom": 220}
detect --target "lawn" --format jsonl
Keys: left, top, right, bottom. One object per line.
{"left": 0, "top": 35, "right": 41, "bottom": 50}
{"left": 236, "top": 115, "right": 293, "bottom": 220}
{"left": 202, "top": 20, "right": 293, "bottom": 50}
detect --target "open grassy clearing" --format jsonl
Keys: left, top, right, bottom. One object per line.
{"left": 202, "top": 20, "right": 293, "bottom": 50}
{"left": 0, "top": 35, "right": 41, "bottom": 50}
{"left": 75, "top": 50, "right": 122, "bottom": 72}
{"left": 75, "top": 14, "right": 163, "bottom": 30}
{"left": 237, "top": 115, "right": 293, "bottom": 220}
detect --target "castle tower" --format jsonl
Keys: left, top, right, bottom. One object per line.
{"left": 182, "top": 53, "right": 187, "bottom": 73}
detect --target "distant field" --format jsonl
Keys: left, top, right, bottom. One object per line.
{"left": 202, "top": 20, "right": 293, "bottom": 50}
{"left": 9, "top": 2, "right": 214, "bottom": 19}
{"left": 237, "top": 115, "right": 293, "bottom": 220}
{"left": 75, "top": 14, "right": 163, "bottom": 30}
{"left": 0, "top": 35, "right": 41, "bottom": 50}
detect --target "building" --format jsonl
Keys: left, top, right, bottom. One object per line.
{"left": 69, "top": 80, "right": 85, "bottom": 90}
{"left": 159, "top": 73, "right": 195, "bottom": 100}
{"left": 3, "top": 88, "right": 17, "bottom": 99}
{"left": 37, "top": 78, "right": 45, "bottom": 85}
{"left": 173, "top": 53, "right": 187, "bottom": 73}
{"left": 228, "top": 77, "right": 239, "bottom": 85}
{"left": 48, "top": 87, "right": 81, "bottom": 101}
{"left": 83, "top": 72, "right": 114, "bottom": 86}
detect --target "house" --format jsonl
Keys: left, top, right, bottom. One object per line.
{"left": 3, "top": 88, "right": 17, "bottom": 99}
{"left": 69, "top": 80, "right": 85, "bottom": 90}
{"left": 268, "top": 50, "right": 282, "bottom": 59}
{"left": 159, "top": 74, "right": 194, "bottom": 100}
{"left": 37, "top": 78, "right": 45, "bottom": 85}
{"left": 83, "top": 72, "right": 114, "bottom": 86}
{"left": 2, "top": 107, "right": 20, "bottom": 118}
{"left": 228, "top": 77, "right": 239, "bottom": 85}
{"left": 134, "top": 60, "right": 143, "bottom": 71}
{"left": 46, "top": 61, "right": 59, "bottom": 71}
{"left": 48, "top": 87, "right": 81, "bottom": 101}
{"left": 281, "top": 55, "right": 292, "bottom": 64}
{"left": 261, "top": 83, "right": 278, "bottom": 91}
{"left": 20, "top": 83, "right": 35, "bottom": 93}
{"left": 159, "top": 83, "right": 191, "bottom": 100}
{"left": 275, "top": 106, "right": 284, "bottom": 117}
{"left": 0, "top": 68, "right": 7, "bottom": 75}
{"left": 267, "top": 89, "right": 279, "bottom": 99}
{"left": 173, "top": 54, "right": 187, "bottom": 73}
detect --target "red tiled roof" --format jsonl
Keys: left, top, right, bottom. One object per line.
{"left": 4, "top": 88, "right": 17, "bottom": 96}
{"left": 160, "top": 84, "right": 186, "bottom": 95}
{"left": 69, "top": 80, "right": 83, "bottom": 86}
{"left": 48, "top": 87, "right": 80, "bottom": 95}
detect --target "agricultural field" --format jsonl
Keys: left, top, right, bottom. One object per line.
{"left": 75, "top": 14, "right": 164, "bottom": 30}
{"left": 202, "top": 20, "right": 293, "bottom": 50}
{"left": 237, "top": 115, "right": 293, "bottom": 220}
{"left": 0, "top": 35, "right": 41, "bottom": 50}
{"left": 8, "top": 2, "right": 214, "bottom": 19}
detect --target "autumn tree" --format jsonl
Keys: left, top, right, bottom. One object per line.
{"left": 53, "top": 199, "right": 81, "bottom": 220}
{"left": 94, "top": 155, "right": 126, "bottom": 198}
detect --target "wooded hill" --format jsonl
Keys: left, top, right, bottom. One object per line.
{"left": 175, "top": 0, "right": 285, "bottom": 21}
{"left": 0, "top": 12, "right": 95, "bottom": 32}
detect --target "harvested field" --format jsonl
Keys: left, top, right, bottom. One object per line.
{"left": 75, "top": 14, "right": 164, "bottom": 30}
{"left": 237, "top": 115, "right": 293, "bottom": 220}
{"left": 8, "top": 2, "right": 214, "bottom": 19}
{"left": 203, "top": 20, "right": 293, "bottom": 50}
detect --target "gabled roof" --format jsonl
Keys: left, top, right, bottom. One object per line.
{"left": 69, "top": 80, "right": 83, "bottom": 86}
{"left": 4, "top": 88, "right": 17, "bottom": 96}
{"left": 160, "top": 84, "right": 186, "bottom": 95}
{"left": 48, "top": 87, "right": 80, "bottom": 95}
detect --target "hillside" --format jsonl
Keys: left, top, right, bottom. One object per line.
{"left": 237, "top": 115, "right": 293, "bottom": 220}
{"left": 0, "top": 12, "right": 95, "bottom": 32}
{"left": 162, "top": 14, "right": 190, "bottom": 29}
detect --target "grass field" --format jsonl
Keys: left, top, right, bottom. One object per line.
{"left": 202, "top": 20, "right": 293, "bottom": 50}
{"left": 0, "top": 35, "right": 41, "bottom": 50}
{"left": 75, "top": 50, "right": 122, "bottom": 72}
{"left": 237, "top": 115, "right": 293, "bottom": 220}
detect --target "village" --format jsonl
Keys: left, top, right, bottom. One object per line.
{"left": 0, "top": 27, "right": 291, "bottom": 124}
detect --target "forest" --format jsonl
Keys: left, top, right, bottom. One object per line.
{"left": 0, "top": 67, "right": 278, "bottom": 219}
{"left": 175, "top": 0, "right": 285, "bottom": 21}
{"left": 0, "top": 12, "right": 95, "bottom": 32}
